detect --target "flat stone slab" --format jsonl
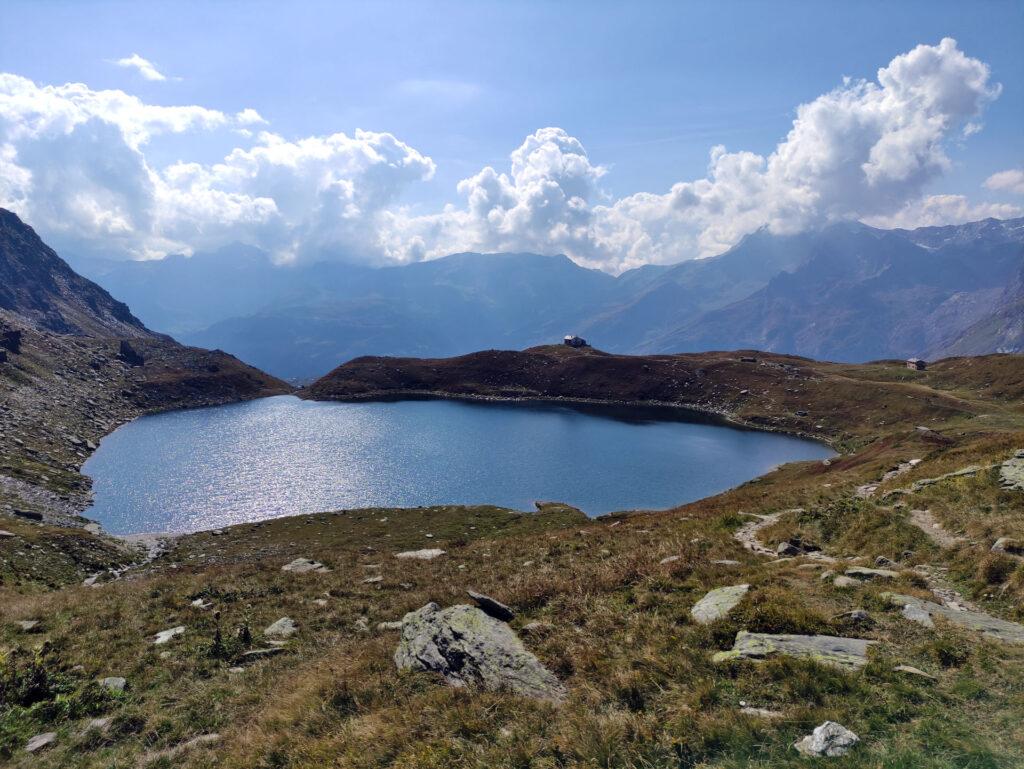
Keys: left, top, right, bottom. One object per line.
{"left": 282, "top": 557, "right": 329, "bottom": 573}
{"left": 845, "top": 566, "right": 900, "bottom": 581}
{"left": 395, "top": 602, "right": 566, "bottom": 701}
{"left": 713, "top": 630, "right": 874, "bottom": 670}
{"left": 152, "top": 626, "right": 185, "bottom": 645}
{"left": 690, "top": 584, "right": 750, "bottom": 624}
{"left": 395, "top": 548, "right": 446, "bottom": 560}
{"left": 885, "top": 593, "right": 1024, "bottom": 644}
{"left": 25, "top": 732, "right": 56, "bottom": 753}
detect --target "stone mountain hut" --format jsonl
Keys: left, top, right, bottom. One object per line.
{"left": 906, "top": 358, "right": 927, "bottom": 370}
{"left": 563, "top": 335, "right": 588, "bottom": 348}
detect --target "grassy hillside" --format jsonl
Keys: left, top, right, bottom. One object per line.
{"left": 2, "top": 349, "right": 1023, "bottom": 767}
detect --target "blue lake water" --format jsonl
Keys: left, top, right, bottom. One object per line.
{"left": 82, "top": 395, "right": 834, "bottom": 534}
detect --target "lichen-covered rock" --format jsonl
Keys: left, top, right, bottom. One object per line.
{"left": 690, "top": 584, "right": 749, "bottom": 624}
{"left": 712, "top": 630, "right": 874, "bottom": 670}
{"left": 793, "top": 721, "right": 859, "bottom": 757}
{"left": 394, "top": 602, "right": 566, "bottom": 702}
{"left": 885, "top": 593, "right": 1024, "bottom": 644}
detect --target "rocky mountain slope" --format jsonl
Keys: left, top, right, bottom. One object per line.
{"left": 71, "top": 218, "right": 1024, "bottom": 379}
{"left": 0, "top": 209, "right": 292, "bottom": 527}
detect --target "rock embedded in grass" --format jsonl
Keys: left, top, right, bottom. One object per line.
{"left": 885, "top": 593, "right": 1024, "bottom": 644}
{"left": 394, "top": 548, "right": 446, "bottom": 560}
{"left": 690, "top": 584, "right": 750, "bottom": 624}
{"left": 264, "top": 617, "right": 298, "bottom": 639}
{"left": 282, "top": 557, "right": 330, "bottom": 573}
{"left": 713, "top": 631, "right": 875, "bottom": 670}
{"left": 100, "top": 676, "right": 126, "bottom": 692}
{"left": 793, "top": 721, "right": 859, "bottom": 757}
{"left": 152, "top": 625, "right": 185, "bottom": 644}
{"left": 394, "top": 602, "right": 566, "bottom": 702}
{"left": 845, "top": 566, "right": 900, "bottom": 581}
{"left": 25, "top": 732, "right": 57, "bottom": 753}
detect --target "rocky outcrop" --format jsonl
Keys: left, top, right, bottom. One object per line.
{"left": 885, "top": 593, "right": 1024, "bottom": 644}
{"left": 394, "top": 602, "right": 566, "bottom": 702}
{"left": 1000, "top": 450, "right": 1024, "bottom": 491}
{"left": 713, "top": 631, "right": 874, "bottom": 670}
{"left": 690, "top": 584, "right": 749, "bottom": 624}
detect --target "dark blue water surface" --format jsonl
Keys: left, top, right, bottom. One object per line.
{"left": 82, "top": 395, "right": 833, "bottom": 534}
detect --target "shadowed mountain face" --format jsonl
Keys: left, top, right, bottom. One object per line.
{"left": 0, "top": 209, "right": 150, "bottom": 338}
{"left": 69, "top": 217, "right": 1024, "bottom": 379}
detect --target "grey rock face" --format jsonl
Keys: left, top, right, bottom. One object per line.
{"left": 793, "top": 721, "right": 859, "bottom": 757}
{"left": 282, "top": 557, "right": 329, "bottom": 573}
{"left": 713, "top": 631, "right": 874, "bottom": 670}
{"left": 100, "top": 676, "right": 126, "bottom": 692}
{"left": 466, "top": 590, "right": 515, "bottom": 621}
{"left": 152, "top": 625, "right": 185, "bottom": 644}
{"left": 1000, "top": 450, "right": 1024, "bottom": 491}
{"left": 394, "top": 602, "right": 566, "bottom": 702}
{"left": 886, "top": 593, "right": 1024, "bottom": 644}
{"left": 264, "top": 617, "right": 298, "bottom": 639}
{"left": 690, "top": 584, "right": 750, "bottom": 624}
{"left": 25, "top": 732, "right": 57, "bottom": 753}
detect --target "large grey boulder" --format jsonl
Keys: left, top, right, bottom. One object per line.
{"left": 394, "top": 602, "right": 566, "bottom": 702}
{"left": 690, "top": 584, "right": 749, "bottom": 624}
{"left": 713, "top": 631, "right": 874, "bottom": 671}
{"left": 885, "top": 593, "right": 1024, "bottom": 644}
{"left": 793, "top": 721, "right": 859, "bottom": 757}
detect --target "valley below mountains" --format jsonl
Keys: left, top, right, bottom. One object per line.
{"left": 70, "top": 217, "right": 1024, "bottom": 380}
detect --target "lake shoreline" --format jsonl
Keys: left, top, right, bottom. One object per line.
{"left": 80, "top": 393, "right": 833, "bottom": 537}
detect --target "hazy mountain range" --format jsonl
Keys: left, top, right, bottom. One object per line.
{"left": 67, "top": 217, "right": 1024, "bottom": 380}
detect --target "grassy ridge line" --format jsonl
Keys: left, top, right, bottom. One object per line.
{"left": 304, "top": 346, "right": 1014, "bottom": 451}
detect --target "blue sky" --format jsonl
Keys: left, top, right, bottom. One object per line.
{"left": 1, "top": 1, "right": 1022, "bottom": 269}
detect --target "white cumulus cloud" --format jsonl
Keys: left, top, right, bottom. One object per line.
{"left": 984, "top": 168, "right": 1024, "bottom": 195}
{"left": 113, "top": 53, "right": 169, "bottom": 82}
{"left": 0, "top": 38, "right": 1019, "bottom": 270}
